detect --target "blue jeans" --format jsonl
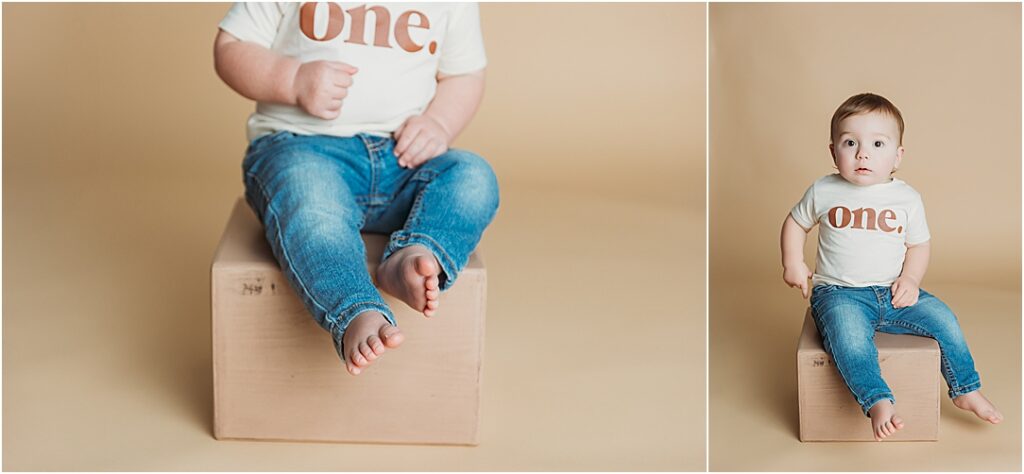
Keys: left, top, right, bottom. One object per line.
{"left": 241, "top": 131, "right": 500, "bottom": 361}
{"left": 809, "top": 285, "right": 982, "bottom": 416}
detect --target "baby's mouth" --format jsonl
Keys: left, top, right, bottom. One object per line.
{"left": 855, "top": 167, "right": 872, "bottom": 174}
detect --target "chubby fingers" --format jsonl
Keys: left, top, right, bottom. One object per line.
{"left": 405, "top": 140, "right": 447, "bottom": 168}
{"left": 789, "top": 280, "right": 809, "bottom": 299}
{"left": 395, "top": 129, "right": 448, "bottom": 168}
{"left": 315, "top": 84, "right": 350, "bottom": 120}
{"left": 401, "top": 134, "right": 430, "bottom": 166}
{"left": 891, "top": 281, "right": 905, "bottom": 307}
{"left": 394, "top": 125, "right": 422, "bottom": 167}
{"left": 329, "top": 61, "right": 359, "bottom": 76}
{"left": 897, "top": 289, "right": 919, "bottom": 308}
{"left": 891, "top": 282, "right": 918, "bottom": 308}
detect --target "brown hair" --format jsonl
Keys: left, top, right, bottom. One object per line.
{"left": 830, "top": 93, "right": 905, "bottom": 145}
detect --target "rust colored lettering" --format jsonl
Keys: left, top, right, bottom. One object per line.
{"left": 300, "top": 2, "right": 344, "bottom": 42}
{"left": 395, "top": 10, "right": 429, "bottom": 52}
{"left": 828, "top": 206, "right": 852, "bottom": 229}
{"left": 851, "top": 207, "right": 877, "bottom": 230}
{"left": 346, "top": 5, "right": 392, "bottom": 47}
{"left": 878, "top": 209, "right": 898, "bottom": 232}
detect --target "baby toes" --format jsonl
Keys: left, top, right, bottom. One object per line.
{"left": 380, "top": 324, "right": 405, "bottom": 348}
{"left": 359, "top": 341, "right": 377, "bottom": 362}
{"left": 346, "top": 353, "right": 363, "bottom": 375}
{"left": 368, "top": 335, "right": 385, "bottom": 355}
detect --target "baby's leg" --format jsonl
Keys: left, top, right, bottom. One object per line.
{"left": 883, "top": 290, "right": 1002, "bottom": 424}
{"left": 242, "top": 133, "right": 402, "bottom": 374}
{"left": 372, "top": 149, "right": 499, "bottom": 316}
{"left": 811, "top": 287, "right": 902, "bottom": 440}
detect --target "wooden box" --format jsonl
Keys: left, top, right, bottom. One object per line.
{"left": 797, "top": 310, "right": 940, "bottom": 441}
{"left": 211, "top": 198, "right": 485, "bottom": 445}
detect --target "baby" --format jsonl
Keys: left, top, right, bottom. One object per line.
{"left": 214, "top": 3, "right": 499, "bottom": 376}
{"left": 780, "top": 93, "right": 1002, "bottom": 441}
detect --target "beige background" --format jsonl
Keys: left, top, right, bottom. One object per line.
{"left": 709, "top": 3, "right": 1021, "bottom": 471}
{"left": 3, "top": 3, "right": 706, "bottom": 471}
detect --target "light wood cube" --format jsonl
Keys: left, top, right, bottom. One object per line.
{"left": 211, "top": 198, "right": 485, "bottom": 445}
{"left": 797, "top": 310, "right": 940, "bottom": 441}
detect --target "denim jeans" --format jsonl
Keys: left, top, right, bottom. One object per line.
{"left": 809, "top": 285, "right": 982, "bottom": 416}
{"left": 241, "top": 131, "right": 500, "bottom": 361}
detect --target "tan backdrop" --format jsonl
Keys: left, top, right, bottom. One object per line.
{"left": 709, "top": 3, "right": 1021, "bottom": 471}
{"left": 3, "top": 3, "right": 706, "bottom": 471}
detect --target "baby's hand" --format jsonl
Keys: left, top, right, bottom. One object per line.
{"left": 783, "top": 262, "right": 813, "bottom": 298}
{"left": 393, "top": 114, "right": 451, "bottom": 169}
{"left": 891, "top": 276, "right": 920, "bottom": 308}
{"left": 292, "top": 60, "right": 358, "bottom": 120}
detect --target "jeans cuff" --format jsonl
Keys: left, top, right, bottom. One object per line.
{"left": 861, "top": 392, "right": 896, "bottom": 417}
{"left": 948, "top": 380, "right": 982, "bottom": 399}
{"left": 382, "top": 232, "right": 459, "bottom": 291}
{"left": 329, "top": 301, "right": 396, "bottom": 362}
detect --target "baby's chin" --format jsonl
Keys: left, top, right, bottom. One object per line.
{"left": 839, "top": 172, "right": 893, "bottom": 186}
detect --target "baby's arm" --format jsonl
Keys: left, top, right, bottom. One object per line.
{"left": 891, "top": 241, "right": 930, "bottom": 308}
{"left": 394, "top": 70, "right": 485, "bottom": 168}
{"left": 213, "top": 30, "right": 357, "bottom": 120}
{"left": 781, "top": 214, "right": 814, "bottom": 298}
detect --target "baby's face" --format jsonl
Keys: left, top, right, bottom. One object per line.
{"left": 830, "top": 112, "right": 904, "bottom": 186}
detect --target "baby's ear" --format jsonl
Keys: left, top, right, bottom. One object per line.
{"left": 828, "top": 143, "right": 836, "bottom": 161}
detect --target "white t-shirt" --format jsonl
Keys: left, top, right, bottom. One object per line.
{"left": 218, "top": 2, "right": 487, "bottom": 141}
{"left": 790, "top": 174, "right": 931, "bottom": 288}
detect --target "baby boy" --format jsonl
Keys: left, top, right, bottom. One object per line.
{"left": 214, "top": 3, "right": 499, "bottom": 376}
{"left": 781, "top": 93, "right": 1001, "bottom": 440}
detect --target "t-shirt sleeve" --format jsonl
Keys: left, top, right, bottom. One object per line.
{"left": 437, "top": 3, "right": 487, "bottom": 75}
{"left": 905, "top": 194, "right": 931, "bottom": 245}
{"left": 218, "top": 2, "right": 285, "bottom": 49}
{"left": 789, "top": 182, "right": 817, "bottom": 230}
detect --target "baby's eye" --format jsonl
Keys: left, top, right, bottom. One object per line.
{"left": 844, "top": 139, "right": 856, "bottom": 147}
{"left": 874, "top": 140, "right": 884, "bottom": 147}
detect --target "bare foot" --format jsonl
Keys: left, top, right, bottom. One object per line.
{"left": 867, "top": 400, "right": 905, "bottom": 441}
{"left": 341, "top": 310, "right": 404, "bottom": 375}
{"left": 953, "top": 391, "right": 1003, "bottom": 424}
{"left": 376, "top": 244, "right": 441, "bottom": 317}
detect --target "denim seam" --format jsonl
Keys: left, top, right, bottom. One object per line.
{"left": 413, "top": 168, "right": 439, "bottom": 182}
{"left": 406, "top": 193, "right": 425, "bottom": 228}
{"left": 861, "top": 392, "right": 897, "bottom": 416}
{"left": 880, "top": 319, "right": 961, "bottom": 391}
{"left": 404, "top": 172, "right": 433, "bottom": 229}
{"left": 814, "top": 307, "right": 894, "bottom": 417}
{"left": 370, "top": 143, "right": 379, "bottom": 198}
{"left": 948, "top": 380, "right": 982, "bottom": 398}
{"left": 356, "top": 134, "right": 382, "bottom": 198}
{"left": 357, "top": 133, "right": 388, "bottom": 153}
{"left": 248, "top": 173, "right": 333, "bottom": 322}
{"left": 874, "top": 288, "right": 887, "bottom": 324}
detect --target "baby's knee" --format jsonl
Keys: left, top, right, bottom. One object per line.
{"left": 914, "top": 295, "right": 965, "bottom": 337}
{"left": 825, "top": 327, "right": 876, "bottom": 357}
{"left": 440, "top": 150, "right": 500, "bottom": 213}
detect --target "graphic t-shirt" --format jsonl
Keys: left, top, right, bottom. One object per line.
{"left": 790, "top": 174, "right": 931, "bottom": 288}
{"left": 218, "top": 2, "right": 487, "bottom": 141}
